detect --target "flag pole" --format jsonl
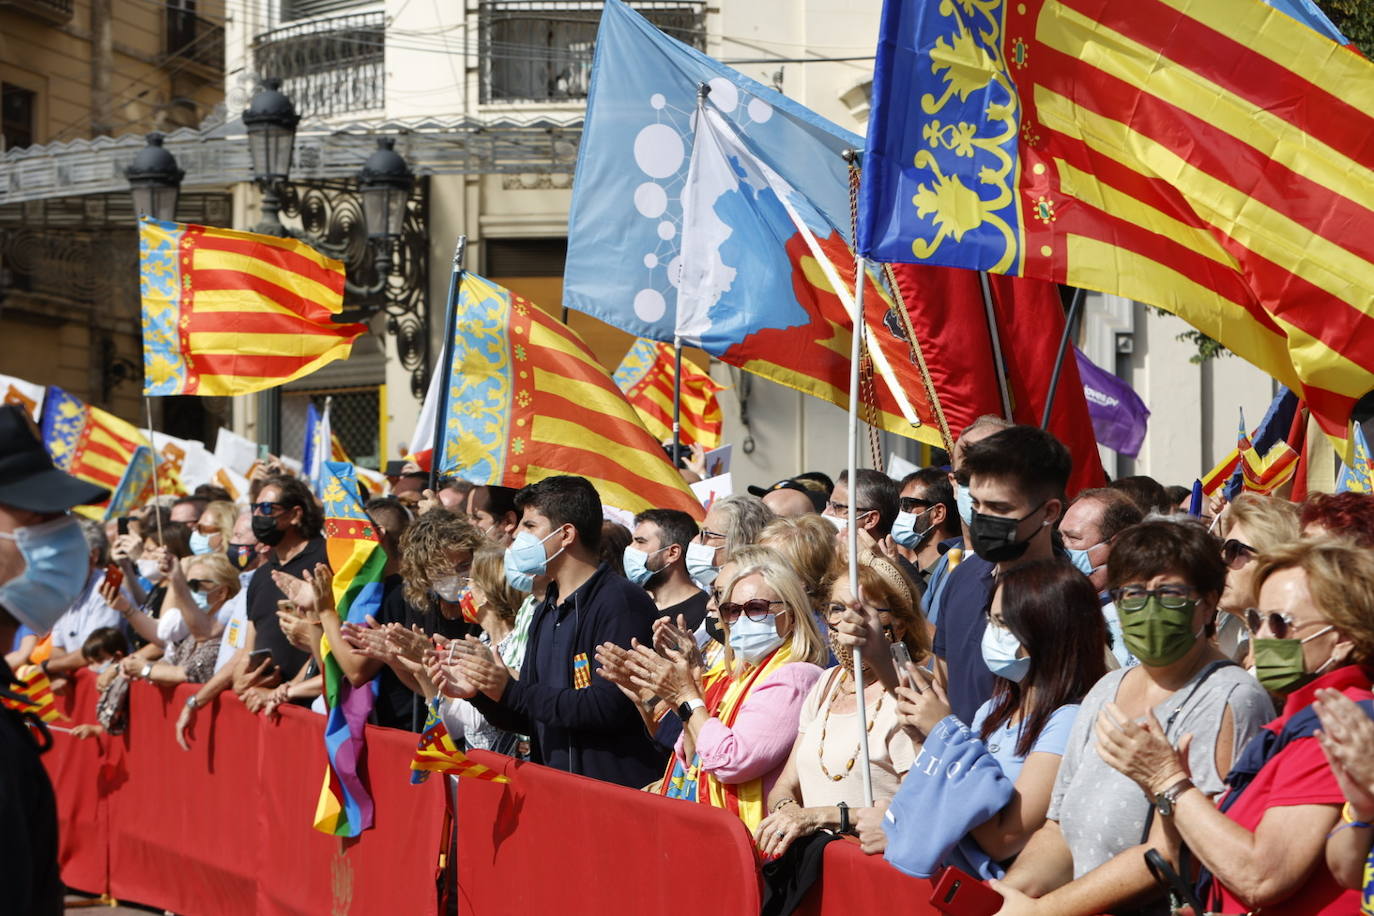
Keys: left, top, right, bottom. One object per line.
{"left": 672, "top": 337, "right": 684, "bottom": 468}
{"left": 143, "top": 395, "right": 164, "bottom": 546}
{"left": 429, "top": 236, "right": 467, "bottom": 492}
{"left": 1040, "top": 286, "right": 1086, "bottom": 429}
{"left": 978, "top": 271, "right": 1014, "bottom": 421}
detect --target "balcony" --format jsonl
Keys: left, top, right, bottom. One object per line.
{"left": 479, "top": 1, "right": 705, "bottom": 105}
{"left": 253, "top": 11, "right": 385, "bottom": 119}
{"left": 164, "top": 7, "right": 225, "bottom": 81}
{"left": 0, "top": 0, "right": 74, "bottom": 26}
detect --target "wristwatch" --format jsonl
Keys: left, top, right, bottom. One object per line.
{"left": 185, "top": 695, "right": 200, "bottom": 710}
{"left": 1153, "top": 777, "right": 1193, "bottom": 817}
{"left": 140, "top": 663, "right": 153, "bottom": 680}
{"left": 676, "top": 697, "right": 706, "bottom": 721}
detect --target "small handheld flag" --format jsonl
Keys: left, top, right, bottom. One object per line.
{"left": 410, "top": 701, "right": 510, "bottom": 785}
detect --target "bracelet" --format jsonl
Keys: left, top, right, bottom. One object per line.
{"left": 1343, "top": 802, "right": 1373, "bottom": 829}
{"left": 772, "top": 797, "right": 798, "bottom": 813}
{"left": 185, "top": 695, "right": 200, "bottom": 710}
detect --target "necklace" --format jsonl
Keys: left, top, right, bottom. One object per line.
{"left": 817, "top": 672, "right": 882, "bottom": 782}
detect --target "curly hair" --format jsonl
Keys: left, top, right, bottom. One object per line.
{"left": 1300, "top": 492, "right": 1374, "bottom": 548}
{"left": 1252, "top": 537, "right": 1374, "bottom": 665}
{"left": 260, "top": 474, "right": 323, "bottom": 540}
{"left": 399, "top": 509, "right": 485, "bottom": 609}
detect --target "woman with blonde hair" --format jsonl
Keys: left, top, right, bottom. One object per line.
{"left": 191, "top": 500, "right": 237, "bottom": 556}
{"left": 1216, "top": 493, "right": 1301, "bottom": 659}
{"left": 602, "top": 546, "right": 827, "bottom": 830}
{"left": 759, "top": 514, "right": 839, "bottom": 622}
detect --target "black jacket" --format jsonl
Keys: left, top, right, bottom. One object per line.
{"left": 470, "top": 563, "right": 667, "bottom": 788}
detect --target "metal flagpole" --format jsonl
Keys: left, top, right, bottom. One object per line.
{"left": 849, "top": 252, "right": 876, "bottom": 810}
{"left": 672, "top": 337, "right": 684, "bottom": 468}
{"left": 1040, "top": 287, "right": 1086, "bottom": 429}
{"left": 143, "top": 396, "right": 164, "bottom": 545}
{"left": 429, "top": 236, "right": 467, "bottom": 492}
{"left": 978, "top": 271, "right": 1014, "bottom": 421}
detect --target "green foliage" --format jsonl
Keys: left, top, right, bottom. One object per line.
{"left": 1315, "top": 0, "right": 1374, "bottom": 58}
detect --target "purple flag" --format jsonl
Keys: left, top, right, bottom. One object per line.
{"left": 1074, "top": 348, "right": 1149, "bottom": 458}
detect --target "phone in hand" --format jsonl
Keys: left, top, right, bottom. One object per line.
{"left": 104, "top": 562, "right": 124, "bottom": 592}
{"left": 246, "top": 648, "right": 275, "bottom": 673}
{"left": 890, "top": 642, "right": 913, "bottom": 687}
{"left": 928, "top": 866, "right": 1003, "bottom": 916}
{"left": 117, "top": 516, "right": 130, "bottom": 537}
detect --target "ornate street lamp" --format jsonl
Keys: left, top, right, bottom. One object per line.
{"left": 356, "top": 137, "right": 415, "bottom": 282}
{"left": 126, "top": 133, "right": 184, "bottom": 222}
{"left": 242, "top": 78, "right": 300, "bottom": 236}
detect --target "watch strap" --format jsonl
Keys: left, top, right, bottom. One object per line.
{"left": 676, "top": 698, "right": 705, "bottom": 721}
{"left": 1154, "top": 776, "right": 1192, "bottom": 815}
{"left": 837, "top": 801, "right": 851, "bottom": 834}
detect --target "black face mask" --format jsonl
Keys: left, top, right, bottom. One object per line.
{"left": 704, "top": 615, "right": 725, "bottom": 646}
{"left": 968, "top": 501, "right": 1046, "bottom": 564}
{"left": 251, "top": 514, "right": 286, "bottom": 547}
{"left": 226, "top": 542, "right": 256, "bottom": 571}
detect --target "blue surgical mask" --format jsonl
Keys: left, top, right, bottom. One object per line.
{"left": 685, "top": 541, "right": 720, "bottom": 588}
{"left": 955, "top": 484, "right": 974, "bottom": 527}
{"left": 504, "top": 528, "right": 564, "bottom": 589}
{"left": 981, "top": 619, "right": 1031, "bottom": 682}
{"left": 1068, "top": 544, "right": 1105, "bottom": 578}
{"left": 191, "top": 588, "right": 212, "bottom": 611}
{"left": 0, "top": 515, "right": 90, "bottom": 635}
{"left": 623, "top": 545, "right": 668, "bottom": 587}
{"left": 188, "top": 531, "right": 215, "bottom": 556}
{"left": 891, "top": 508, "right": 933, "bottom": 549}
{"left": 728, "top": 614, "right": 786, "bottom": 666}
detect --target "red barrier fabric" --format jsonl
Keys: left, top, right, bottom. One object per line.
{"left": 47, "top": 673, "right": 952, "bottom": 916}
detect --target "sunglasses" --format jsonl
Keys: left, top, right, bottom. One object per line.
{"left": 898, "top": 497, "right": 934, "bottom": 514}
{"left": 196, "top": 523, "right": 220, "bottom": 535}
{"left": 1244, "top": 608, "right": 1328, "bottom": 639}
{"left": 1222, "top": 538, "right": 1257, "bottom": 567}
{"left": 187, "top": 578, "right": 219, "bottom": 593}
{"left": 719, "top": 599, "right": 785, "bottom": 623}
{"left": 252, "top": 501, "right": 287, "bottom": 517}
{"left": 1110, "top": 584, "right": 1198, "bottom": 611}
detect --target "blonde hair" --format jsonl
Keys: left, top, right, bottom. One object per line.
{"left": 201, "top": 500, "right": 237, "bottom": 544}
{"left": 759, "top": 514, "right": 838, "bottom": 611}
{"left": 1223, "top": 494, "right": 1300, "bottom": 552}
{"left": 399, "top": 509, "right": 486, "bottom": 608}
{"left": 182, "top": 552, "right": 241, "bottom": 599}
{"left": 716, "top": 546, "right": 828, "bottom": 670}
{"left": 1252, "top": 537, "right": 1374, "bottom": 664}
{"left": 470, "top": 544, "right": 524, "bottom": 624}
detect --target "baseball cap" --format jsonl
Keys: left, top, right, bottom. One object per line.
{"left": 0, "top": 404, "right": 109, "bottom": 512}
{"left": 746, "top": 478, "right": 826, "bottom": 512}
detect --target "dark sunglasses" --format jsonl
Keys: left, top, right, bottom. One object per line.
{"left": 898, "top": 497, "right": 934, "bottom": 514}
{"left": 1222, "top": 539, "right": 1257, "bottom": 567}
{"left": 252, "top": 501, "right": 287, "bottom": 517}
{"left": 719, "top": 599, "right": 785, "bottom": 622}
{"left": 187, "top": 578, "right": 218, "bottom": 593}
{"left": 1110, "top": 584, "right": 1198, "bottom": 611}
{"left": 1244, "top": 608, "right": 1328, "bottom": 639}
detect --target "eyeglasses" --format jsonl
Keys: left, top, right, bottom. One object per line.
{"left": 826, "top": 500, "right": 875, "bottom": 516}
{"left": 1110, "top": 584, "right": 1199, "bottom": 611}
{"left": 1222, "top": 539, "right": 1257, "bottom": 567}
{"left": 824, "top": 602, "right": 891, "bottom": 622}
{"left": 898, "top": 497, "right": 934, "bottom": 514}
{"left": 1244, "top": 608, "right": 1329, "bottom": 639}
{"left": 719, "top": 599, "right": 785, "bottom": 623}
{"left": 195, "top": 523, "right": 220, "bottom": 535}
{"left": 252, "top": 501, "right": 286, "bottom": 517}
{"left": 699, "top": 528, "right": 727, "bottom": 544}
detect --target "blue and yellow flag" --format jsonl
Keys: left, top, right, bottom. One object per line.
{"left": 1337, "top": 425, "right": 1374, "bottom": 494}
{"left": 103, "top": 446, "right": 156, "bottom": 522}
{"left": 39, "top": 387, "right": 143, "bottom": 511}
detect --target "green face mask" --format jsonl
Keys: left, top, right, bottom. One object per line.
{"left": 1120, "top": 597, "right": 1201, "bottom": 667}
{"left": 1252, "top": 625, "right": 1335, "bottom": 694}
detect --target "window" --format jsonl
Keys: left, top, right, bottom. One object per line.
{"left": 1, "top": 84, "right": 36, "bottom": 151}
{"left": 480, "top": 1, "right": 705, "bottom": 104}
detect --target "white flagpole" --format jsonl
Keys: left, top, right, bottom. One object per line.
{"left": 848, "top": 248, "right": 876, "bottom": 810}
{"left": 143, "top": 396, "right": 164, "bottom": 545}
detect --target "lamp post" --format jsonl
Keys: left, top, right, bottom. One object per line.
{"left": 243, "top": 79, "right": 414, "bottom": 303}
{"left": 126, "top": 132, "right": 184, "bottom": 221}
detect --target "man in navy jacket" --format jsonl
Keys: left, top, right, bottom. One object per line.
{"left": 455, "top": 476, "right": 667, "bottom": 788}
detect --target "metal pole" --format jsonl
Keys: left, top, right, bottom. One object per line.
{"left": 143, "top": 396, "right": 164, "bottom": 545}
{"left": 848, "top": 255, "right": 875, "bottom": 810}
{"left": 978, "top": 271, "right": 1014, "bottom": 421}
{"left": 1040, "top": 286, "right": 1086, "bottom": 429}
{"left": 429, "top": 236, "right": 468, "bottom": 491}
{"left": 672, "top": 337, "right": 684, "bottom": 468}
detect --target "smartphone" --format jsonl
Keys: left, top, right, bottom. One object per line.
{"left": 890, "top": 642, "right": 913, "bottom": 687}
{"left": 117, "top": 516, "right": 130, "bottom": 537}
{"left": 247, "top": 648, "right": 275, "bottom": 671}
{"left": 104, "top": 562, "right": 124, "bottom": 592}
{"left": 928, "top": 867, "right": 1003, "bottom": 916}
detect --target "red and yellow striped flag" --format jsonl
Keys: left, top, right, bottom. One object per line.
{"left": 1, "top": 665, "right": 65, "bottom": 723}
{"left": 39, "top": 386, "right": 145, "bottom": 502}
{"left": 860, "top": 0, "right": 1374, "bottom": 456}
{"left": 410, "top": 702, "right": 509, "bottom": 785}
{"left": 435, "top": 274, "right": 704, "bottom": 519}
{"left": 139, "top": 217, "right": 367, "bottom": 396}
{"left": 613, "top": 339, "right": 725, "bottom": 450}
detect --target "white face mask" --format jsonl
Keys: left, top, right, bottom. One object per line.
{"left": 822, "top": 514, "right": 846, "bottom": 532}
{"left": 137, "top": 557, "right": 165, "bottom": 583}
{"left": 981, "top": 619, "right": 1031, "bottom": 682}
{"left": 685, "top": 541, "right": 720, "bottom": 588}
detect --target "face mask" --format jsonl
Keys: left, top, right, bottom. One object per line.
{"left": 191, "top": 588, "right": 213, "bottom": 611}
{"left": 728, "top": 614, "right": 785, "bottom": 665}
{"left": 459, "top": 590, "right": 481, "bottom": 624}
{"left": 188, "top": 531, "right": 215, "bottom": 556}
{"left": 1252, "top": 626, "right": 1337, "bottom": 694}
{"left": 703, "top": 615, "right": 725, "bottom": 646}
{"left": 432, "top": 575, "right": 467, "bottom": 603}
{"left": 686, "top": 541, "right": 720, "bottom": 588}
{"left": 251, "top": 514, "right": 286, "bottom": 547}
{"left": 968, "top": 502, "right": 1047, "bottom": 564}
{"left": 623, "top": 545, "right": 669, "bottom": 588}
{"left": 822, "top": 514, "right": 846, "bottom": 532}
{"left": 1120, "top": 597, "right": 1204, "bottom": 667}
{"left": 981, "top": 620, "right": 1031, "bottom": 682}
{"left": 828, "top": 628, "right": 868, "bottom": 673}
{"left": 226, "top": 543, "right": 256, "bottom": 572}
{"left": 891, "top": 508, "right": 933, "bottom": 550}
{"left": 137, "top": 557, "right": 165, "bottom": 582}
{"left": 0, "top": 515, "right": 90, "bottom": 635}
{"left": 955, "top": 484, "right": 974, "bottom": 527}
{"left": 1068, "top": 543, "right": 1106, "bottom": 578}
{"left": 505, "top": 528, "right": 564, "bottom": 587}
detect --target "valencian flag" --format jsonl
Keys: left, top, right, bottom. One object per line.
{"left": 566, "top": 0, "right": 951, "bottom": 451}
{"left": 139, "top": 217, "right": 367, "bottom": 397}
{"left": 0, "top": 665, "right": 65, "bottom": 724}
{"left": 103, "top": 446, "right": 157, "bottom": 522}
{"left": 410, "top": 700, "right": 510, "bottom": 785}
{"left": 312, "top": 461, "right": 387, "bottom": 838}
{"left": 1337, "top": 424, "right": 1374, "bottom": 494}
{"left": 858, "top": 0, "right": 1374, "bottom": 457}
{"left": 40, "top": 387, "right": 147, "bottom": 511}
{"left": 435, "top": 273, "right": 705, "bottom": 519}
{"left": 613, "top": 339, "right": 724, "bottom": 450}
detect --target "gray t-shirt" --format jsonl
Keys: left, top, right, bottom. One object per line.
{"left": 1048, "top": 662, "right": 1274, "bottom": 879}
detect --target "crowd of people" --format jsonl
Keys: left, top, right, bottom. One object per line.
{"left": 6, "top": 400, "right": 1374, "bottom": 915}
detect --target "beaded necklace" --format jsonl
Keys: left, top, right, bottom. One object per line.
{"left": 816, "top": 670, "right": 882, "bottom": 782}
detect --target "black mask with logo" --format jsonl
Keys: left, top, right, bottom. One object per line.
{"left": 968, "top": 501, "right": 1047, "bottom": 564}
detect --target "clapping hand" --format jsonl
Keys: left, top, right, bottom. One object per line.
{"left": 652, "top": 614, "right": 704, "bottom": 669}
{"left": 450, "top": 636, "right": 511, "bottom": 701}
{"left": 425, "top": 641, "right": 478, "bottom": 699}
{"left": 624, "top": 640, "right": 701, "bottom": 707}
{"left": 1094, "top": 702, "right": 1193, "bottom": 796}
{"left": 595, "top": 641, "right": 659, "bottom": 707}
{"left": 1315, "top": 687, "right": 1374, "bottom": 822}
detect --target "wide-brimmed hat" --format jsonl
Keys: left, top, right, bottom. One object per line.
{"left": 0, "top": 404, "right": 109, "bottom": 512}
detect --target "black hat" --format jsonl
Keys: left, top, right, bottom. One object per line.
{"left": 0, "top": 404, "right": 109, "bottom": 512}
{"left": 746, "top": 478, "right": 826, "bottom": 512}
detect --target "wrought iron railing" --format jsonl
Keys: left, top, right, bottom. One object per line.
{"left": 0, "top": 0, "right": 74, "bottom": 26}
{"left": 479, "top": 1, "right": 705, "bottom": 104}
{"left": 165, "top": 7, "right": 225, "bottom": 76}
{"left": 253, "top": 11, "right": 386, "bottom": 118}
